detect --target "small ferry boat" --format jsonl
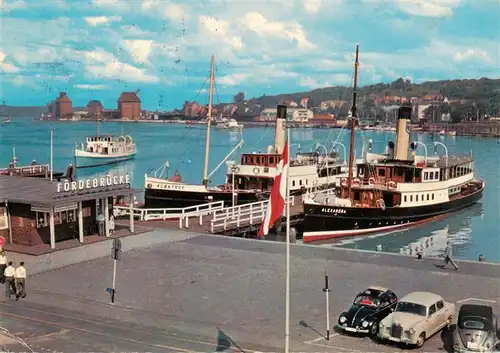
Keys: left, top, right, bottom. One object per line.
{"left": 143, "top": 56, "right": 347, "bottom": 208}
{"left": 216, "top": 118, "right": 243, "bottom": 131}
{"left": 301, "top": 45, "right": 484, "bottom": 243}
{"left": 74, "top": 118, "right": 136, "bottom": 168}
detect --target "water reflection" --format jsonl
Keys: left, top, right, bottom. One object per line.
{"left": 333, "top": 203, "right": 483, "bottom": 257}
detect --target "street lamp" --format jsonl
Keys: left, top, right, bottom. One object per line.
{"left": 226, "top": 160, "right": 237, "bottom": 208}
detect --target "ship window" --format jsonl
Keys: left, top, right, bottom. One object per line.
{"left": 299, "top": 180, "right": 302, "bottom": 186}
{"left": 427, "top": 194, "right": 429, "bottom": 201}
{"left": 404, "top": 195, "right": 407, "bottom": 203}
{"left": 269, "top": 157, "right": 274, "bottom": 164}
{"left": 378, "top": 169, "right": 385, "bottom": 177}
{"left": 434, "top": 171, "right": 439, "bottom": 179}
{"left": 415, "top": 195, "right": 418, "bottom": 201}
{"left": 292, "top": 180, "right": 296, "bottom": 187}
{"left": 306, "top": 179, "right": 308, "bottom": 185}
{"left": 421, "top": 194, "right": 424, "bottom": 201}
{"left": 410, "top": 195, "right": 413, "bottom": 202}
{"left": 424, "top": 172, "right": 428, "bottom": 180}
{"left": 432, "top": 193, "right": 434, "bottom": 200}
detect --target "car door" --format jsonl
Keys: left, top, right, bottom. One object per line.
{"left": 427, "top": 304, "right": 438, "bottom": 335}
{"left": 435, "top": 300, "right": 446, "bottom": 330}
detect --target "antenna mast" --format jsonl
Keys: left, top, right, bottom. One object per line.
{"left": 202, "top": 55, "right": 215, "bottom": 186}
{"left": 347, "top": 44, "right": 360, "bottom": 199}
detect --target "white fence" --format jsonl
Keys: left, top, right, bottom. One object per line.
{"left": 210, "top": 197, "right": 295, "bottom": 233}
{"left": 113, "top": 201, "right": 225, "bottom": 228}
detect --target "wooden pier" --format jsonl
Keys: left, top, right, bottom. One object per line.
{"left": 115, "top": 196, "right": 304, "bottom": 237}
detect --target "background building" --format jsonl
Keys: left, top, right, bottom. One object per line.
{"left": 118, "top": 91, "right": 141, "bottom": 119}
{"left": 87, "top": 100, "right": 103, "bottom": 117}
{"left": 55, "top": 92, "right": 72, "bottom": 119}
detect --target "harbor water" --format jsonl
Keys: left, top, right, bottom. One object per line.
{"left": 1, "top": 118, "right": 499, "bottom": 261}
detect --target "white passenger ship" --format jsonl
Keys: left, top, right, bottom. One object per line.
{"left": 74, "top": 119, "right": 136, "bottom": 168}
{"left": 301, "top": 45, "right": 484, "bottom": 243}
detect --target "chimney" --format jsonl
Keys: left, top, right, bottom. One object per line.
{"left": 394, "top": 105, "right": 412, "bottom": 160}
{"left": 274, "top": 105, "right": 287, "bottom": 154}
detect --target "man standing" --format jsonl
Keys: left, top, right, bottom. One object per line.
{"left": 15, "top": 261, "right": 26, "bottom": 300}
{"left": 0, "top": 250, "right": 7, "bottom": 284}
{"left": 4, "top": 261, "right": 16, "bottom": 298}
{"left": 443, "top": 241, "right": 458, "bottom": 270}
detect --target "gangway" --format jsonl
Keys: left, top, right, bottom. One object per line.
{"left": 113, "top": 201, "right": 225, "bottom": 228}
{"left": 210, "top": 197, "right": 297, "bottom": 234}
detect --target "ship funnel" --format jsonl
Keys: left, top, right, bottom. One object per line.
{"left": 274, "top": 105, "right": 287, "bottom": 154}
{"left": 394, "top": 105, "right": 412, "bottom": 160}
{"left": 386, "top": 140, "right": 395, "bottom": 159}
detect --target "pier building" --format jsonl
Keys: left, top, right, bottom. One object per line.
{"left": 0, "top": 173, "right": 138, "bottom": 250}
{"left": 118, "top": 91, "right": 141, "bottom": 120}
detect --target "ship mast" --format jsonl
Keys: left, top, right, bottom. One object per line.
{"left": 202, "top": 55, "right": 215, "bottom": 186}
{"left": 347, "top": 44, "right": 360, "bottom": 199}
{"left": 96, "top": 111, "right": 100, "bottom": 138}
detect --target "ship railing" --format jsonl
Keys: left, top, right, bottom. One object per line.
{"left": 301, "top": 187, "right": 336, "bottom": 202}
{"left": 210, "top": 197, "right": 295, "bottom": 234}
{"left": 113, "top": 201, "right": 225, "bottom": 228}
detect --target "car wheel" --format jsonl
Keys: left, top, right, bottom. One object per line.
{"left": 416, "top": 333, "right": 426, "bottom": 348}
{"left": 370, "top": 322, "right": 378, "bottom": 336}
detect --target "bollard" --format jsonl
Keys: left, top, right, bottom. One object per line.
{"left": 376, "top": 244, "right": 382, "bottom": 252}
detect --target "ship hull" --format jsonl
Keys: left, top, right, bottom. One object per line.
{"left": 75, "top": 153, "right": 135, "bottom": 168}
{"left": 144, "top": 188, "right": 262, "bottom": 209}
{"left": 302, "top": 183, "right": 484, "bottom": 243}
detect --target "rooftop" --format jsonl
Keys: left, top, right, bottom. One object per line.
{"left": 400, "top": 291, "right": 443, "bottom": 306}
{"left": 0, "top": 175, "right": 139, "bottom": 206}
{"left": 118, "top": 92, "right": 141, "bottom": 103}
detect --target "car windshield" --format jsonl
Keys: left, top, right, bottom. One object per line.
{"left": 353, "top": 295, "right": 380, "bottom": 307}
{"left": 395, "top": 301, "right": 427, "bottom": 316}
{"left": 459, "top": 316, "right": 492, "bottom": 331}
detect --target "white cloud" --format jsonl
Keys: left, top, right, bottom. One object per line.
{"left": 242, "top": 12, "right": 315, "bottom": 50}
{"left": 395, "top": 0, "right": 461, "bottom": 17}
{"left": 0, "top": 0, "right": 26, "bottom": 11}
{"left": 453, "top": 48, "right": 491, "bottom": 63}
{"left": 198, "top": 16, "right": 244, "bottom": 50}
{"left": 0, "top": 50, "right": 20, "bottom": 73}
{"left": 84, "top": 16, "right": 121, "bottom": 26}
{"left": 302, "top": 0, "right": 322, "bottom": 14}
{"left": 74, "top": 83, "right": 108, "bottom": 90}
{"left": 162, "top": 3, "right": 186, "bottom": 22}
{"left": 122, "top": 40, "right": 154, "bottom": 64}
{"left": 218, "top": 73, "right": 250, "bottom": 86}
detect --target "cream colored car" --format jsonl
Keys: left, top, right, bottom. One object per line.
{"left": 378, "top": 291, "right": 455, "bottom": 348}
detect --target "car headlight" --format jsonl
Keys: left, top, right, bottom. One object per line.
{"left": 339, "top": 316, "right": 347, "bottom": 323}
{"left": 408, "top": 328, "right": 415, "bottom": 334}
{"left": 361, "top": 321, "right": 369, "bottom": 328}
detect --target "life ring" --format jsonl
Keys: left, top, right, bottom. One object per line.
{"left": 388, "top": 181, "right": 397, "bottom": 190}
{"left": 376, "top": 198, "right": 386, "bottom": 211}
{"left": 253, "top": 167, "right": 259, "bottom": 175}
{"left": 368, "top": 177, "right": 375, "bottom": 186}
{"left": 340, "top": 178, "right": 348, "bottom": 187}
{"left": 146, "top": 183, "right": 152, "bottom": 188}
{"left": 353, "top": 178, "right": 361, "bottom": 187}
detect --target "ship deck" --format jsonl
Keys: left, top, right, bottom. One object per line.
{"left": 0, "top": 231, "right": 497, "bottom": 352}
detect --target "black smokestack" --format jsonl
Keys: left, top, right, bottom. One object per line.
{"left": 277, "top": 105, "right": 287, "bottom": 120}
{"left": 398, "top": 105, "right": 412, "bottom": 120}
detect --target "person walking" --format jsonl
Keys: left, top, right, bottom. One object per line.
{"left": 14, "top": 261, "right": 26, "bottom": 300}
{"left": 0, "top": 250, "right": 7, "bottom": 284}
{"left": 443, "top": 241, "right": 458, "bottom": 270}
{"left": 4, "top": 261, "right": 16, "bottom": 298}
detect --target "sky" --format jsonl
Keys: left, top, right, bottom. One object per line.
{"left": 0, "top": 0, "right": 499, "bottom": 110}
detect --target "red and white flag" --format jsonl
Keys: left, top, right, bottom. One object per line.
{"left": 258, "top": 139, "right": 289, "bottom": 237}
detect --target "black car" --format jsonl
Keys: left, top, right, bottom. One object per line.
{"left": 337, "top": 286, "right": 398, "bottom": 336}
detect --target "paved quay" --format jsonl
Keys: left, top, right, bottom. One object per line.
{"left": 0, "top": 232, "right": 498, "bottom": 352}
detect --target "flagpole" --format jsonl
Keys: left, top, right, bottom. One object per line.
{"left": 285, "top": 126, "right": 290, "bottom": 353}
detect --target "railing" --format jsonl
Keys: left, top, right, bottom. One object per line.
{"left": 301, "top": 187, "right": 337, "bottom": 202}
{"left": 0, "top": 164, "right": 50, "bottom": 176}
{"left": 113, "top": 201, "right": 225, "bottom": 228}
{"left": 210, "top": 197, "right": 295, "bottom": 233}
